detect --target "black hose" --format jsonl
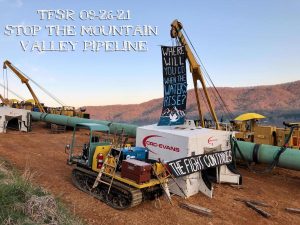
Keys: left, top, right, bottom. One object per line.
{"left": 272, "top": 131, "right": 277, "bottom": 146}
{"left": 231, "top": 123, "right": 299, "bottom": 173}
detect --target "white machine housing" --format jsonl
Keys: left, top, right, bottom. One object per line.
{"left": 136, "top": 120, "right": 240, "bottom": 198}
{"left": 0, "top": 107, "right": 31, "bottom": 133}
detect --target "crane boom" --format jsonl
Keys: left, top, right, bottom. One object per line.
{"left": 170, "top": 20, "right": 219, "bottom": 129}
{"left": 3, "top": 60, "right": 45, "bottom": 113}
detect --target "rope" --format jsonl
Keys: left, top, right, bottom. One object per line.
{"left": 202, "top": 71, "right": 234, "bottom": 120}
{"left": 198, "top": 85, "right": 213, "bottom": 121}
{"left": 2, "top": 68, "right": 9, "bottom": 99}
{"left": 181, "top": 28, "right": 235, "bottom": 121}
{"left": 8, "top": 64, "right": 66, "bottom": 106}
{"left": 27, "top": 77, "right": 65, "bottom": 106}
{"left": 2, "top": 68, "right": 5, "bottom": 98}
{"left": 170, "top": 35, "right": 209, "bottom": 121}
{"left": 201, "top": 69, "right": 231, "bottom": 121}
{"left": 6, "top": 69, "right": 8, "bottom": 99}
{"left": 154, "top": 196, "right": 162, "bottom": 209}
{"left": 199, "top": 59, "right": 235, "bottom": 119}
{"left": 0, "top": 82, "right": 26, "bottom": 100}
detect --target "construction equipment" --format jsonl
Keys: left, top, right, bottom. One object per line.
{"left": 92, "top": 130, "right": 125, "bottom": 191}
{"left": 0, "top": 94, "right": 9, "bottom": 105}
{"left": 35, "top": 113, "right": 239, "bottom": 203}
{"left": 2, "top": 60, "right": 89, "bottom": 118}
{"left": 233, "top": 112, "right": 300, "bottom": 149}
{"left": 0, "top": 93, "right": 21, "bottom": 107}
{"left": 233, "top": 112, "right": 269, "bottom": 143}
{"left": 3, "top": 60, "right": 45, "bottom": 113}
{"left": 51, "top": 106, "right": 90, "bottom": 118}
{"left": 92, "top": 146, "right": 122, "bottom": 193}
{"left": 234, "top": 113, "right": 266, "bottom": 121}
{"left": 0, "top": 96, "right": 23, "bottom": 109}
{"left": 76, "top": 106, "right": 90, "bottom": 119}
{"left": 67, "top": 123, "right": 169, "bottom": 209}
{"left": 49, "top": 106, "right": 76, "bottom": 117}
{"left": 276, "top": 125, "right": 300, "bottom": 149}
{"left": 170, "top": 20, "right": 219, "bottom": 129}
{"left": 232, "top": 122, "right": 300, "bottom": 171}
{"left": 152, "top": 162, "right": 187, "bottom": 204}
{"left": 136, "top": 121, "right": 241, "bottom": 198}
{"left": 0, "top": 82, "right": 26, "bottom": 108}
{"left": 35, "top": 20, "right": 241, "bottom": 208}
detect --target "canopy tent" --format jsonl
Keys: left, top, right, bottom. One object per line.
{"left": 234, "top": 113, "right": 266, "bottom": 121}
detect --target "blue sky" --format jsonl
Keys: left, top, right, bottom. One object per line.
{"left": 0, "top": 0, "right": 299, "bottom": 107}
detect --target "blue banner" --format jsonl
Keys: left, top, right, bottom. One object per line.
{"left": 158, "top": 46, "right": 187, "bottom": 126}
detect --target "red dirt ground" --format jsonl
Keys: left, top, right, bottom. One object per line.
{"left": 1, "top": 122, "right": 300, "bottom": 225}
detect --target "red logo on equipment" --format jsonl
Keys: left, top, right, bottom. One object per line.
{"left": 142, "top": 135, "right": 180, "bottom": 153}
{"left": 208, "top": 136, "right": 218, "bottom": 145}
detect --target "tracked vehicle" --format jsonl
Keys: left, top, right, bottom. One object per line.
{"left": 66, "top": 123, "right": 165, "bottom": 209}
{"left": 65, "top": 19, "right": 242, "bottom": 209}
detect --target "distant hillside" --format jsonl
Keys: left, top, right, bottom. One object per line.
{"left": 86, "top": 80, "right": 300, "bottom": 127}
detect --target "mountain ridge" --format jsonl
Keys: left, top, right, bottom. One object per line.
{"left": 86, "top": 80, "right": 300, "bottom": 126}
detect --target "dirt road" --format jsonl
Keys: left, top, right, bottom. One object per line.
{"left": 1, "top": 122, "right": 300, "bottom": 225}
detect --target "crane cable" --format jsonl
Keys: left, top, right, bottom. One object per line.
{"left": 188, "top": 38, "right": 234, "bottom": 120}
{"left": 182, "top": 27, "right": 234, "bottom": 120}
{"left": 26, "top": 76, "right": 66, "bottom": 106}
{"left": 201, "top": 64, "right": 235, "bottom": 120}
{"left": 172, "top": 35, "right": 212, "bottom": 119}
{"left": 6, "top": 69, "right": 8, "bottom": 99}
{"left": 7, "top": 64, "right": 66, "bottom": 106}
{"left": 181, "top": 28, "right": 235, "bottom": 121}
{"left": 198, "top": 81, "right": 213, "bottom": 121}
{"left": 181, "top": 29, "right": 226, "bottom": 117}
{"left": 202, "top": 66, "right": 235, "bottom": 120}
{"left": 2, "top": 67, "right": 9, "bottom": 99}
{"left": 2, "top": 67, "right": 5, "bottom": 98}
{"left": 0, "top": 82, "right": 26, "bottom": 101}
{"left": 172, "top": 37, "right": 212, "bottom": 120}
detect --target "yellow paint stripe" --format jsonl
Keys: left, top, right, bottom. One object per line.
{"left": 113, "top": 175, "right": 160, "bottom": 189}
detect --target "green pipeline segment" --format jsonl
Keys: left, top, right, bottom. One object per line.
{"left": 235, "top": 140, "right": 300, "bottom": 171}
{"left": 31, "top": 111, "right": 137, "bottom": 137}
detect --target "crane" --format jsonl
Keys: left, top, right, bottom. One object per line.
{"left": 2, "top": 61, "right": 89, "bottom": 118}
{"left": 170, "top": 20, "right": 219, "bottom": 129}
{"left": 3, "top": 60, "right": 45, "bottom": 113}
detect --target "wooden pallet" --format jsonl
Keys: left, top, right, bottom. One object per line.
{"left": 50, "top": 123, "right": 66, "bottom": 133}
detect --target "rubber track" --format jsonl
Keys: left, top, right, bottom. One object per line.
{"left": 71, "top": 167, "right": 143, "bottom": 209}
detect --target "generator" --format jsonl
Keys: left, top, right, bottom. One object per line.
{"left": 136, "top": 121, "right": 241, "bottom": 197}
